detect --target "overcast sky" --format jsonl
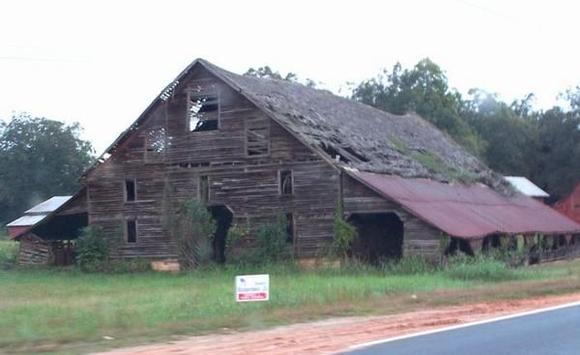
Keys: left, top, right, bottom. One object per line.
{"left": 1, "top": 0, "right": 579, "bottom": 153}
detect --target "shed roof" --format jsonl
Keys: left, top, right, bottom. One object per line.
{"left": 504, "top": 176, "right": 549, "bottom": 198}
{"left": 6, "top": 196, "right": 72, "bottom": 238}
{"left": 352, "top": 172, "right": 580, "bottom": 239}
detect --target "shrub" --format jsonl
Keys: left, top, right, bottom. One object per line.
{"left": 0, "top": 241, "right": 18, "bottom": 269}
{"left": 105, "top": 258, "right": 151, "bottom": 273}
{"left": 170, "top": 200, "right": 216, "bottom": 269}
{"left": 331, "top": 203, "right": 358, "bottom": 259}
{"left": 76, "top": 226, "right": 109, "bottom": 272}
{"left": 226, "top": 215, "right": 292, "bottom": 265}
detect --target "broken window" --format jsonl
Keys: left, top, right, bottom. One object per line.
{"left": 188, "top": 91, "right": 219, "bottom": 132}
{"left": 126, "top": 219, "right": 137, "bottom": 243}
{"left": 145, "top": 127, "right": 167, "bottom": 161}
{"left": 125, "top": 179, "right": 136, "bottom": 202}
{"left": 246, "top": 118, "right": 270, "bottom": 156}
{"left": 199, "top": 175, "right": 210, "bottom": 202}
{"left": 279, "top": 170, "right": 293, "bottom": 195}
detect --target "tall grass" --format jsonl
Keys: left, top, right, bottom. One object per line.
{"left": 0, "top": 256, "right": 578, "bottom": 352}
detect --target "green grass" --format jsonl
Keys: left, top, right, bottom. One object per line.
{"left": 0, "top": 259, "right": 579, "bottom": 353}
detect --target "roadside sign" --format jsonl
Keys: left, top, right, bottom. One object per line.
{"left": 235, "top": 274, "right": 269, "bottom": 302}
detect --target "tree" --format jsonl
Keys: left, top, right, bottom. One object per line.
{"left": 245, "top": 66, "right": 317, "bottom": 87}
{"left": 0, "top": 113, "right": 94, "bottom": 224}
{"left": 352, "top": 58, "right": 485, "bottom": 155}
{"left": 462, "top": 90, "right": 538, "bottom": 177}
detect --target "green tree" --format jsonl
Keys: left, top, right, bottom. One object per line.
{"left": 462, "top": 90, "right": 539, "bottom": 177}
{"left": 0, "top": 113, "right": 94, "bottom": 224}
{"left": 352, "top": 58, "right": 485, "bottom": 155}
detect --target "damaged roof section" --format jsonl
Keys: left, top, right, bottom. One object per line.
{"left": 199, "top": 59, "right": 509, "bottom": 192}
{"left": 86, "top": 58, "right": 509, "bottom": 192}
{"left": 352, "top": 171, "right": 580, "bottom": 239}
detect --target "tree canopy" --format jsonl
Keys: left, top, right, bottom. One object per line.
{"left": 0, "top": 113, "right": 94, "bottom": 224}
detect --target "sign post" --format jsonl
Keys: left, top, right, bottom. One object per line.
{"left": 235, "top": 274, "right": 270, "bottom": 302}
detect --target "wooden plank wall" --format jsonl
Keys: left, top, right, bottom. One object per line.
{"left": 18, "top": 234, "right": 51, "bottom": 265}
{"left": 86, "top": 67, "right": 339, "bottom": 259}
{"left": 342, "top": 174, "right": 442, "bottom": 259}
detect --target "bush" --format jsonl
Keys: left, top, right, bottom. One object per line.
{"left": 170, "top": 200, "right": 216, "bottom": 269}
{"left": 226, "top": 215, "right": 292, "bottom": 266}
{"left": 76, "top": 226, "right": 109, "bottom": 272}
{"left": 331, "top": 203, "right": 358, "bottom": 259}
{"left": 0, "top": 241, "right": 18, "bottom": 269}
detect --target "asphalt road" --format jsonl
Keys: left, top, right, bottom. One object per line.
{"left": 346, "top": 304, "right": 580, "bottom": 355}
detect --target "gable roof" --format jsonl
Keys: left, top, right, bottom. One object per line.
{"left": 87, "top": 58, "right": 508, "bottom": 193}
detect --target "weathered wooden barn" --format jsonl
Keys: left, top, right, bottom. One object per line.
{"left": 10, "top": 59, "right": 580, "bottom": 266}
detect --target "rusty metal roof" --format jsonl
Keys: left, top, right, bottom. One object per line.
{"left": 352, "top": 172, "right": 580, "bottom": 239}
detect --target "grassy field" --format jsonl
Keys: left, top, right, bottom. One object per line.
{"left": 0, "top": 255, "right": 579, "bottom": 353}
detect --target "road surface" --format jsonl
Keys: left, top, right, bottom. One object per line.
{"left": 347, "top": 303, "right": 580, "bottom": 355}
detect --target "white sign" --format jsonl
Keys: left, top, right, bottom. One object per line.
{"left": 235, "top": 274, "right": 269, "bottom": 302}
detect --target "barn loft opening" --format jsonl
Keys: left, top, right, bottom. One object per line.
{"left": 188, "top": 92, "right": 219, "bottom": 132}
{"left": 209, "top": 205, "right": 233, "bottom": 263}
{"left": 349, "top": 212, "right": 404, "bottom": 264}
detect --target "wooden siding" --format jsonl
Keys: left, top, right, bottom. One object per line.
{"left": 18, "top": 234, "right": 51, "bottom": 265}
{"left": 86, "top": 67, "right": 339, "bottom": 259}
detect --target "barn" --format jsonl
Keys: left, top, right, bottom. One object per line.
{"left": 555, "top": 182, "right": 580, "bottom": 224}
{"left": 9, "top": 59, "right": 580, "bottom": 266}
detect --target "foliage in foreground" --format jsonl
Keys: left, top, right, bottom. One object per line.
{"left": 0, "top": 241, "right": 17, "bottom": 270}
{"left": 169, "top": 200, "right": 216, "bottom": 269}
{"left": 227, "top": 215, "right": 293, "bottom": 265}
{"left": 75, "top": 226, "right": 111, "bottom": 272}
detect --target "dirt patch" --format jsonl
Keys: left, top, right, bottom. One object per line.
{"left": 98, "top": 292, "right": 580, "bottom": 355}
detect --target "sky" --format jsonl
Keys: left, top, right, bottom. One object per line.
{"left": 1, "top": 0, "right": 579, "bottom": 154}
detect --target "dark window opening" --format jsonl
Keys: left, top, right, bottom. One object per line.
{"left": 199, "top": 175, "right": 209, "bottom": 202}
{"left": 280, "top": 170, "right": 293, "bottom": 195}
{"left": 126, "top": 220, "right": 137, "bottom": 243}
{"left": 286, "top": 213, "right": 295, "bottom": 243}
{"left": 188, "top": 93, "right": 219, "bottom": 132}
{"left": 125, "top": 179, "right": 136, "bottom": 202}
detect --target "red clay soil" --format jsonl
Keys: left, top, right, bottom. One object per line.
{"left": 100, "top": 293, "right": 580, "bottom": 355}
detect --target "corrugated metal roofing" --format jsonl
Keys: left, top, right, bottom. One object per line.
{"left": 352, "top": 172, "right": 580, "bottom": 239}
{"left": 504, "top": 176, "right": 549, "bottom": 198}
{"left": 6, "top": 196, "right": 72, "bottom": 236}
{"left": 25, "top": 196, "right": 72, "bottom": 214}
{"left": 6, "top": 214, "right": 47, "bottom": 227}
